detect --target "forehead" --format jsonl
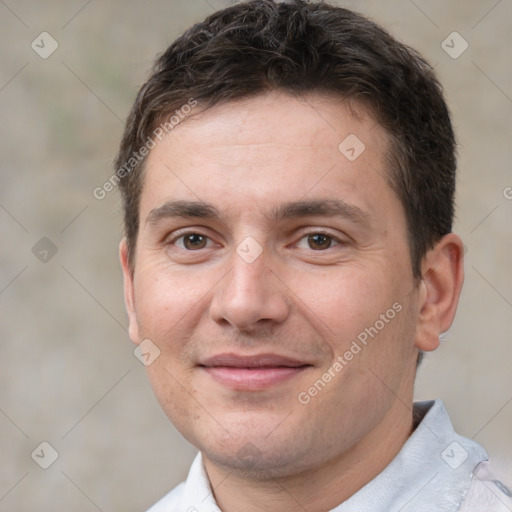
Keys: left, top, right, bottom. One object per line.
{"left": 140, "top": 91, "right": 398, "bottom": 224}
{"left": 165, "top": 92, "right": 383, "bottom": 157}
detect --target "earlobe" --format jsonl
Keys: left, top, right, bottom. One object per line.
{"left": 414, "top": 233, "right": 465, "bottom": 352}
{"left": 119, "top": 238, "right": 142, "bottom": 345}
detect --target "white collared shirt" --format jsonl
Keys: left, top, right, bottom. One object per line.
{"left": 147, "top": 400, "right": 512, "bottom": 511}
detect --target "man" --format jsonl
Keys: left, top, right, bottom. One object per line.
{"left": 115, "top": 1, "right": 511, "bottom": 510}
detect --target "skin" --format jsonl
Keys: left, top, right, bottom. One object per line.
{"left": 120, "top": 91, "right": 464, "bottom": 512}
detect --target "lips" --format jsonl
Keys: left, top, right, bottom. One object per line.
{"left": 199, "top": 353, "right": 312, "bottom": 390}
{"left": 201, "top": 353, "right": 308, "bottom": 368}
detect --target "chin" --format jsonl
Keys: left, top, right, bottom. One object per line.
{"left": 192, "top": 416, "right": 322, "bottom": 480}
{"left": 203, "top": 441, "right": 318, "bottom": 481}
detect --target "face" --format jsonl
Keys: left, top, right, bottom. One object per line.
{"left": 121, "top": 91, "right": 427, "bottom": 478}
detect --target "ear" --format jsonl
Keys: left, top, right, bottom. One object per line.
{"left": 414, "top": 233, "right": 465, "bottom": 352}
{"left": 119, "top": 238, "right": 142, "bottom": 345}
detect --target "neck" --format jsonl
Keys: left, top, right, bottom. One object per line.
{"left": 202, "top": 396, "right": 415, "bottom": 512}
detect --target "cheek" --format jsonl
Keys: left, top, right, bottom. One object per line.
{"left": 145, "top": 361, "right": 201, "bottom": 443}
{"left": 288, "top": 264, "right": 401, "bottom": 345}
{"left": 133, "top": 263, "right": 212, "bottom": 343}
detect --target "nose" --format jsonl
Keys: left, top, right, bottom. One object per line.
{"left": 209, "top": 247, "right": 290, "bottom": 332}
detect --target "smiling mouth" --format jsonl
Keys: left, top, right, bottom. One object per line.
{"left": 198, "top": 353, "right": 312, "bottom": 390}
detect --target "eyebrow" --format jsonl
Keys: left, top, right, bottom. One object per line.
{"left": 146, "top": 199, "right": 371, "bottom": 227}
{"left": 270, "top": 199, "right": 371, "bottom": 226}
{"left": 146, "top": 200, "right": 221, "bottom": 226}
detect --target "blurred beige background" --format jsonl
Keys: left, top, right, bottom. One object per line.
{"left": 0, "top": 1, "right": 511, "bottom": 510}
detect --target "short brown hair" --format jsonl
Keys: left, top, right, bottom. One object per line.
{"left": 115, "top": 0, "right": 456, "bottom": 278}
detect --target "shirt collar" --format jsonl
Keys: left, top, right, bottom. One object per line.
{"left": 177, "top": 400, "right": 488, "bottom": 512}
{"left": 333, "top": 399, "right": 488, "bottom": 511}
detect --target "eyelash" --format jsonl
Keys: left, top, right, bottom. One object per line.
{"left": 166, "top": 229, "right": 346, "bottom": 251}
{"left": 169, "top": 230, "right": 217, "bottom": 250}
{"left": 296, "top": 231, "right": 342, "bottom": 250}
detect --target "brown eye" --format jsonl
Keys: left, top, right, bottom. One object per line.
{"left": 181, "top": 234, "right": 208, "bottom": 250}
{"left": 307, "top": 234, "right": 333, "bottom": 250}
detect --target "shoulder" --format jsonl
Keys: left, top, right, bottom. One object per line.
{"left": 459, "top": 461, "right": 512, "bottom": 511}
{"left": 143, "top": 453, "right": 217, "bottom": 512}
{"left": 145, "top": 481, "right": 186, "bottom": 512}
